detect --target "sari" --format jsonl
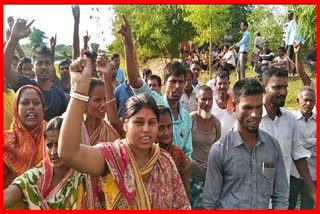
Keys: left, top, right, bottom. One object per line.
{"left": 4, "top": 85, "right": 47, "bottom": 181}
{"left": 81, "top": 119, "right": 120, "bottom": 209}
{"left": 97, "top": 139, "right": 191, "bottom": 210}
{"left": 160, "top": 144, "right": 191, "bottom": 180}
{"left": 10, "top": 116, "right": 89, "bottom": 210}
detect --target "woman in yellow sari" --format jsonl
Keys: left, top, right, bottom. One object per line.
{"left": 58, "top": 52, "right": 190, "bottom": 209}
{"left": 4, "top": 117, "right": 90, "bottom": 209}
{"left": 4, "top": 85, "right": 47, "bottom": 188}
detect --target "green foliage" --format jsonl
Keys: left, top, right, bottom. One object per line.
{"left": 55, "top": 44, "right": 72, "bottom": 59}
{"left": 108, "top": 5, "right": 195, "bottom": 62}
{"left": 90, "top": 42, "right": 100, "bottom": 53}
{"left": 288, "top": 5, "right": 316, "bottom": 47}
{"left": 247, "top": 5, "right": 284, "bottom": 53}
{"left": 29, "top": 27, "right": 47, "bottom": 47}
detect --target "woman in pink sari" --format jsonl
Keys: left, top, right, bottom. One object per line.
{"left": 58, "top": 51, "right": 190, "bottom": 209}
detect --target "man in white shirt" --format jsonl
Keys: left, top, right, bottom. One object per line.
{"left": 289, "top": 86, "right": 316, "bottom": 209}
{"left": 220, "top": 44, "right": 236, "bottom": 71}
{"left": 211, "top": 70, "right": 236, "bottom": 138}
{"left": 260, "top": 67, "right": 315, "bottom": 202}
{"left": 250, "top": 32, "right": 264, "bottom": 67}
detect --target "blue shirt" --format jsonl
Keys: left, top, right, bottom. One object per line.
{"left": 114, "top": 81, "right": 134, "bottom": 117}
{"left": 116, "top": 68, "right": 125, "bottom": 84}
{"left": 132, "top": 82, "right": 193, "bottom": 158}
{"left": 285, "top": 20, "right": 305, "bottom": 46}
{"left": 236, "top": 30, "right": 250, "bottom": 52}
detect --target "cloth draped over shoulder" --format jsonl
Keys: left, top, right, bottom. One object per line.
{"left": 96, "top": 139, "right": 191, "bottom": 210}
{"left": 80, "top": 119, "right": 121, "bottom": 209}
{"left": 4, "top": 85, "right": 47, "bottom": 177}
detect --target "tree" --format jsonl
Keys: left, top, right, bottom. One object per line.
{"left": 288, "top": 5, "right": 316, "bottom": 47}
{"left": 29, "top": 27, "right": 47, "bottom": 47}
{"left": 247, "top": 5, "right": 284, "bottom": 53}
{"left": 90, "top": 42, "right": 100, "bottom": 53}
{"left": 109, "top": 5, "right": 195, "bottom": 62}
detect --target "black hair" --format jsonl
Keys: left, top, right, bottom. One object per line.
{"left": 163, "top": 61, "right": 186, "bottom": 83}
{"left": 111, "top": 53, "right": 120, "bottom": 60}
{"left": 262, "top": 67, "right": 288, "bottom": 85}
{"left": 88, "top": 78, "right": 105, "bottom": 97}
{"left": 17, "top": 57, "right": 32, "bottom": 74}
{"left": 44, "top": 117, "right": 63, "bottom": 138}
{"left": 143, "top": 68, "right": 152, "bottom": 77}
{"left": 215, "top": 69, "right": 230, "bottom": 81}
{"left": 233, "top": 78, "right": 263, "bottom": 104}
{"left": 59, "top": 59, "right": 71, "bottom": 69}
{"left": 241, "top": 20, "right": 249, "bottom": 27}
{"left": 158, "top": 105, "right": 172, "bottom": 120}
{"left": 278, "top": 47, "right": 286, "bottom": 52}
{"left": 32, "top": 45, "right": 52, "bottom": 63}
{"left": 122, "top": 93, "right": 160, "bottom": 123}
{"left": 190, "top": 60, "right": 201, "bottom": 67}
{"left": 148, "top": 74, "right": 162, "bottom": 87}
{"left": 185, "top": 68, "right": 194, "bottom": 80}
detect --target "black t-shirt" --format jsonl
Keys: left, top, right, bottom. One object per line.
{"left": 14, "top": 75, "right": 68, "bottom": 121}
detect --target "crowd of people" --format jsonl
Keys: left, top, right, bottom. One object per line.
{"left": 3, "top": 7, "right": 316, "bottom": 210}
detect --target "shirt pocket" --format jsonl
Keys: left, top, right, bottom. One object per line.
{"left": 259, "top": 165, "right": 275, "bottom": 196}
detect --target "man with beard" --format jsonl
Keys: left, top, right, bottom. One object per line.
{"left": 211, "top": 70, "right": 236, "bottom": 139}
{"left": 54, "top": 60, "right": 71, "bottom": 95}
{"left": 190, "top": 85, "right": 221, "bottom": 208}
{"left": 289, "top": 86, "right": 316, "bottom": 209}
{"left": 111, "top": 53, "right": 126, "bottom": 84}
{"left": 117, "top": 16, "right": 192, "bottom": 158}
{"left": 4, "top": 18, "right": 67, "bottom": 121}
{"left": 202, "top": 78, "right": 288, "bottom": 209}
{"left": 259, "top": 68, "right": 315, "bottom": 203}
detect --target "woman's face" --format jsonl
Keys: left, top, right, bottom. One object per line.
{"left": 45, "top": 129, "right": 65, "bottom": 169}
{"left": 87, "top": 85, "right": 106, "bottom": 120}
{"left": 18, "top": 88, "right": 44, "bottom": 131}
{"left": 157, "top": 112, "right": 173, "bottom": 146}
{"left": 125, "top": 107, "right": 158, "bottom": 151}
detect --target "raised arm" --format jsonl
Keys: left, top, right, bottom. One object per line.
{"left": 4, "top": 18, "right": 33, "bottom": 89}
{"left": 58, "top": 51, "right": 106, "bottom": 177}
{"left": 4, "top": 185, "right": 23, "bottom": 209}
{"left": 72, "top": 5, "right": 80, "bottom": 60}
{"left": 49, "top": 34, "right": 60, "bottom": 83}
{"left": 117, "top": 15, "right": 143, "bottom": 89}
{"left": 83, "top": 30, "right": 91, "bottom": 51}
{"left": 96, "top": 53, "right": 125, "bottom": 138}
{"left": 294, "top": 44, "right": 311, "bottom": 86}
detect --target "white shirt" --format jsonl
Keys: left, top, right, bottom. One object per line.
{"left": 180, "top": 87, "right": 198, "bottom": 113}
{"left": 259, "top": 106, "right": 311, "bottom": 184}
{"left": 211, "top": 98, "right": 236, "bottom": 139}
{"left": 223, "top": 50, "right": 236, "bottom": 67}
{"left": 253, "top": 36, "right": 264, "bottom": 54}
{"left": 290, "top": 110, "right": 316, "bottom": 180}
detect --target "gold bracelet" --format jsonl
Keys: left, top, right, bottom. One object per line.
{"left": 105, "top": 97, "right": 116, "bottom": 104}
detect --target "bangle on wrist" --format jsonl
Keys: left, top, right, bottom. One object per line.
{"left": 105, "top": 97, "right": 116, "bottom": 105}
{"left": 70, "top": 91, "right": 89, "bottom": 102}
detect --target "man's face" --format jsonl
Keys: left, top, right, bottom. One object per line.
{"left": 59, "top": 64, "right": 70, "bottom": 80}
{"left": 184, "top": 72, "right": 193, "bottom": 91}
{"left": 215, "top": 76, "right": 230, "bottom": 96}
{"left": 298, "top": 90, "right": 315, "bottom": 116}
{"left": 264, "top": 76, "right": 288, "bottom": 107}
{"left": 240, "top": 22, "right": 247, "bottom": 32}
{"left": 112, "top": 57, "right": 120, "bottom": 69}
{"left": 34, "top": 55, "right": 53, "bottom": 81}
{"left": 165, "top": 74, "right": 185, "bottom": 101}
{"left": 197, "top": 89, "right": 213, "bottom": 113}
{"left": 235, "top": 94, "right": 263, "bottom": 133}
{"left": 278, "top": 49, "right": 285, "bottom": 57}
{"left": 148, "top": 79, "right": 161, "bottom": 94}
{"left": 190, "top": 63, "right": 201, "bottom": 80}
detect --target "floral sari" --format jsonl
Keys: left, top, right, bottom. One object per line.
{"left": 4, "top": 85, "right": 46, "bottom": 182}
{"left": 97, "top": 139, "right": 191, "bottom": 210}
{"left": 10, "top": 116, "right": 89, "bottom": 210}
